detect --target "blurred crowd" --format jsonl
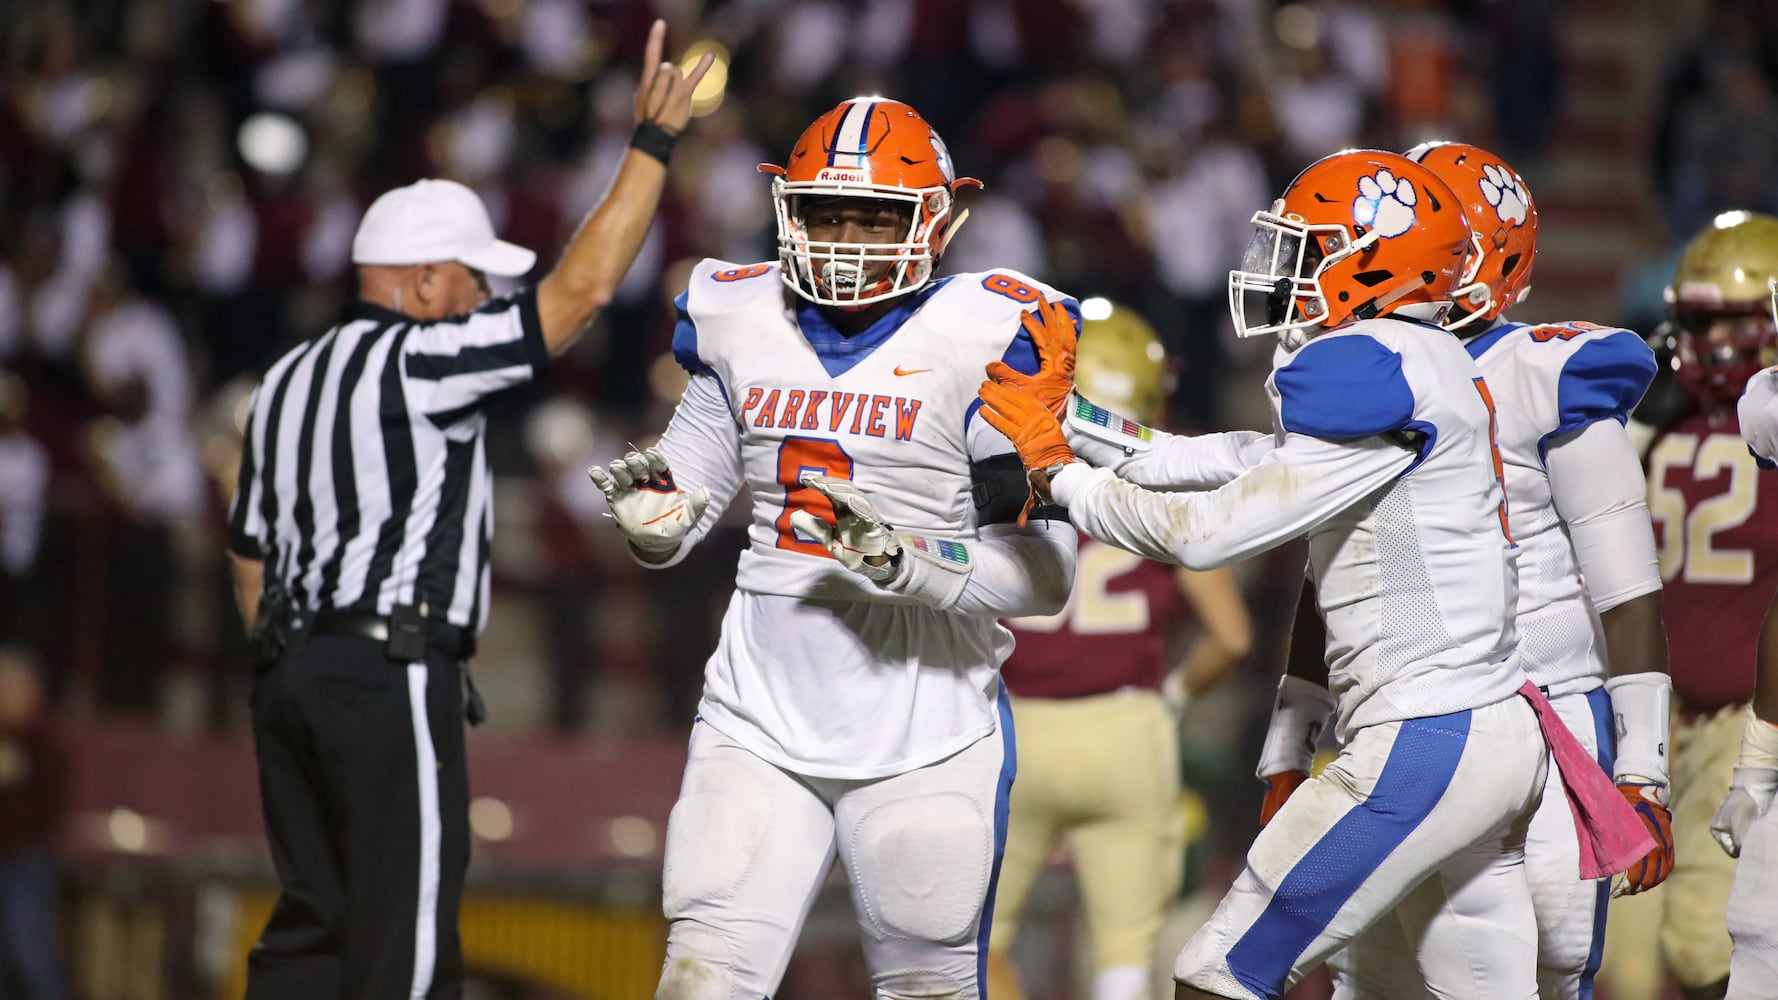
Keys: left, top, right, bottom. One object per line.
{"left": 15, "top": 0, "right": 1778, "bottom": 995}
{"left": 2, "top": 0, "right": 1773, "bottom": 742}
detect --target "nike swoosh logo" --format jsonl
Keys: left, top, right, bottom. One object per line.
{"left": 893, "top": 366, "right": 932, "bottom": 376}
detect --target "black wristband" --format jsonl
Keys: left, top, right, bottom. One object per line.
{"left": 631, "top": 122, "right": 678, "bottom": 165}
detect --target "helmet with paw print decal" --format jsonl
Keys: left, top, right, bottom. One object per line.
{"left": 1405, "top": 141, "right": 1538, "bottom": 331}
{"left": 1228, "top": 149, "right": 1473, "bottom": 344}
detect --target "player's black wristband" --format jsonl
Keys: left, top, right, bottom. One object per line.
{"left": 630, "top": 122, "right": 678, "bottom": 166}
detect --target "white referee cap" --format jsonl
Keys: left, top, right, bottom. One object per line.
{"left": 351, "top": 179, "right": 536, "bottom": 277}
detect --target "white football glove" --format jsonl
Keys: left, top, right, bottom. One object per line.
{"left": 787, "top": 474, "right": 900, "bottom": 581}
{"left": 1713, "top": 766, "right": 1778, "bottom": 857}
{"left": 587, "top": 447, "right": 709, "bottom": 555}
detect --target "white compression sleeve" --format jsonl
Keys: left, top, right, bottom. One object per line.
{"left": 1739, "top": 366, "right": 1778, "bottom": 464}
{"left": 636, "top": 373, "right": 745, "bottom": 569}
{"left": 1051, "top": 431, "right": 1416, "bottom": 570}
{"left": 1068, "top": 423, "right": 1277, "bottom": 490}
{"left": 879, "top": 517, "right": 1077, "bottom": 616}
{"left": 1546, "top": 419, "right": 1661, "bottom": 612}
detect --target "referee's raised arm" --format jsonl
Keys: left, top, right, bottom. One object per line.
{"left": 538, "top": 19, "right": 714, "bottom": 352}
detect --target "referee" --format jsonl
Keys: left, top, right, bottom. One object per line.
{"left": 225, "top": 23, "right": 712, "bottom": 999}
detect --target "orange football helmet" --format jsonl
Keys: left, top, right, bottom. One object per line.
{"left": 1405, "top": 141, "right": 1539, "bottom": 331}
{"left": 1228, "top": 149, "right": 1473, "bottom": 344}
{"left": 760, "top": 97, "right": 981, "bottom": 307}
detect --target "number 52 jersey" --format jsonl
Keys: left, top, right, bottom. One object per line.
{"left": 656, "top": 259, "right": 1078, "bottom": 779}
{"left": 1648, "top": 400, "right": 1778, "bottom": 713}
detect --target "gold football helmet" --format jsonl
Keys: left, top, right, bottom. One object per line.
{"left": 1075, "top": 298, "right": 1168, "bottom": 424}
{"left": 1667, "top": 210, "right": 1778, "bottom": 411}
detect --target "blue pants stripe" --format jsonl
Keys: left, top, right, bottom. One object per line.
{"left": 976, "top": 679, "right": 1017, "bottom": 998}
{"left": 1580, "top": 686, "right": 1617, "bottom": 1000}
{"left": 1226, "top": 711, "right": 1474, "bottom": 999}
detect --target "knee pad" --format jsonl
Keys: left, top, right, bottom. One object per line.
{"left": 849, "top": 791, "right": 991, "bottom": 942}
{"left": 661, "top": 758, "right": 773, "bottom": 914}
{"left": 657, "top": 925, "right": 737, "bottom": 1000}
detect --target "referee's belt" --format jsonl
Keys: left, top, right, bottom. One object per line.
{"left": 310, "top": 610, "right": 477, "bottom": 660}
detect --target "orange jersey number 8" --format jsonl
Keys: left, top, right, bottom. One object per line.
{"left": 775, "top": 436, "right": 856, "bottom": 557}
{"left": 982, "top": 273, "right": 1042, "bottom": 304}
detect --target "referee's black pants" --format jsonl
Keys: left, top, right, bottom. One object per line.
{"left": 245, "top": 633, "right": 469, "bottom": 1000}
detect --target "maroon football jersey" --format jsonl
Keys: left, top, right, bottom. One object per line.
{"left": 1001, "top": 533, "right": 1190, "bottom": 699}
{"left": 1647, "top": 410, "right": 1778, "bottom": 711}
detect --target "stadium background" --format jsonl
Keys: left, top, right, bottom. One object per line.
{"left": 0, "top": 0, "right": 1761, "bottom": 996}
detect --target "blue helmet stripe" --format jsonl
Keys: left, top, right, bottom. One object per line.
{"left": 826, "top": 101, "right": 859, "bottom": 167}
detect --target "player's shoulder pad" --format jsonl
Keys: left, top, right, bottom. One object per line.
{"left": 940, "top": 269, "right": 1081, "bottom": 377}
{"left": 673, "top": 258, "right": 781, "bottom": 376}
{"left": 1541, "top": 323, "right": 1657, "bottom": 436}
{"left": 1274, "top": 331, "right": 1415, "bottom": 440}
{"left": 682, "top": 258, "right": 782, "bottom": 313}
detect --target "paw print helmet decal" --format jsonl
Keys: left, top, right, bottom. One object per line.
{"left": 1406, "top": 141, "right": 1539, "bottom": 331}
{"left": 1229, "top": 149, "right": 1473, "bottom": 343}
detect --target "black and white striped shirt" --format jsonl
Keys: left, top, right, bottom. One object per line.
{"left": 228, "top": 291, "right": 548, "bottom": 633}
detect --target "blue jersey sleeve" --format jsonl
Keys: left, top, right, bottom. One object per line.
{"left": 1550, "top": 331, "right": 1656, "bottom": 439}
{"left": 1274, "top": 335, "right": 1416, "bottom": 440}
{"left": 671, "top": 290, "right": 715, "bottom": 377}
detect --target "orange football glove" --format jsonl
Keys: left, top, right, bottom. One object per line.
{"left": 977, "top": 380, "right": 1075, "bottom": 474}
{"left": 1615, "top": 783, "right": 1674, "bottom": 895}
{"left": 984, "top": 296, "right": 1079, "bottom": 417}
{"left": 1260, "top": 770, "right": 1308, "bottom": 829}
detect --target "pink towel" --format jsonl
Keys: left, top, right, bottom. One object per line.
{"left": 1517, "top": 681, "right": 1656, "bottom": 880}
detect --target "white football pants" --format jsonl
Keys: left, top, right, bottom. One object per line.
{"left": 1329, "top": 687, "right": 1614, "bottom": 1000}
{"left": 1176, "top": 695, "right": 1547, "bottom": 1000}
{"left": 654, "top": 701, "right": 1015, "bottom": 1000}
{"left": 1728, "top": 790, "right": 1778, "bottom": 999}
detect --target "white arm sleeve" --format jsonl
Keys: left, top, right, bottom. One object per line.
{"left": 1068, "top": 424, "right": 1278, "bottom": 490}
{"left": 880, "top": 413, "right": 1073, "bottom": 614}
{"left": 1052, "top": 431, "right": 1416, "bottom": 570}
{"left": 1739, "top": 366, "right": 1778, "bottom": 464}
{"left": 1546, "top": 418, "right": 1662, "bottom": 612}
{"left": 638, "top": 373, "right": 745, "bottom": 569}
{"left": 879, "top": 518, "right": 1077, "bottom": 616}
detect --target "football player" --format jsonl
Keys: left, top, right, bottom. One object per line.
{"left": 589, "top": 97, "right": 1079, "bottom": 1000}
{"left": 977, "top": 148, "right": 1653, "bottom": 1000}
{"left": 1314, "top": 141, "right": 1671, "bottom": 1000}
{"left": 1640, "top": 212, "right": 1778, "bottom": 1000}
{"left": 1708, "top": 282, "right": 1778, "bottom": 994}
{"left": 985, "top": 300, "right": 1254, "bottom": 1000}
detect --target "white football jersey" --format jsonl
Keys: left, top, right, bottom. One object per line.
{"left": 1058, "top": 317, "right": 1524, "bottom": 739}
{"left": 1465, "top": 320, "right": 1657, "bottom": 693}
{"left": 1288, "top": 321, "right": 1524, "bottom": 737}
{"left": 658, "top": 259, "right": 1076, "bottom": 779}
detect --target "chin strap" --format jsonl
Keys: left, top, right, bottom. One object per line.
{"left": 935, "top": 206, "right": 971, "bottom": 251}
